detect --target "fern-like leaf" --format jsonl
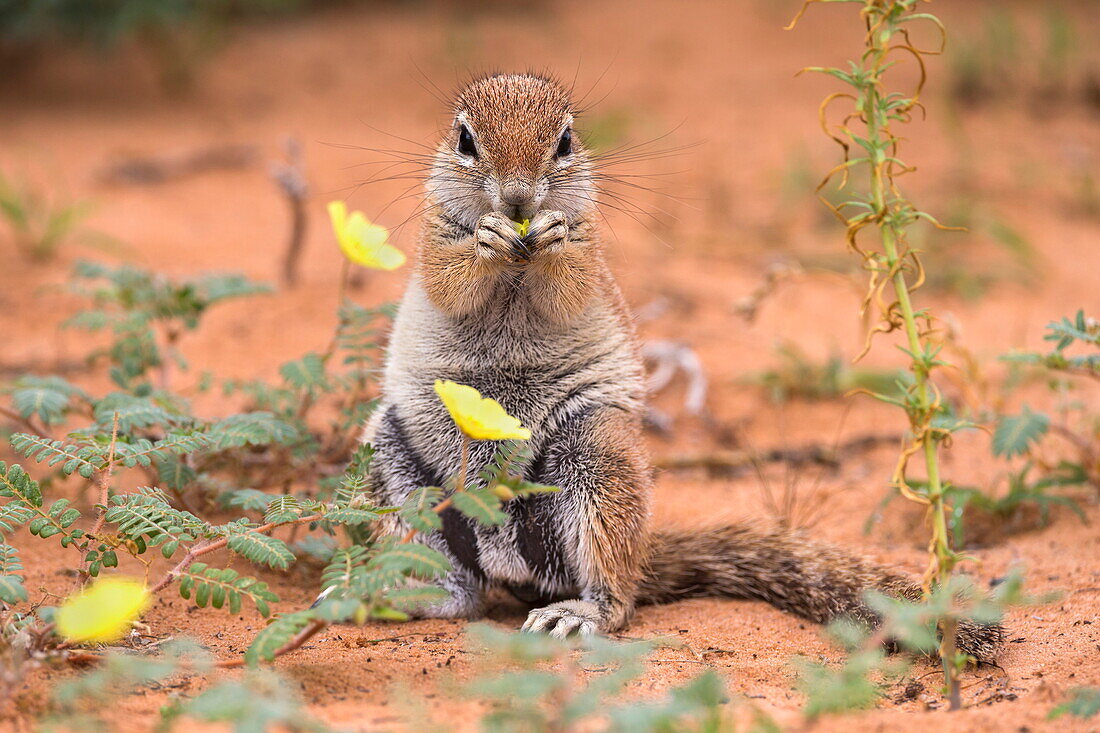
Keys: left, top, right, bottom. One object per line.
{"left": 220, "top": 488, "right": 276, "bottom": 512}
{"left": 0, "top": 461, "right": 43, "bottom": 507}
{"left": 369, "top": 543, "right": 452, "bottom": 580}
{"left": 244, "top": 609, "right": 316, "bottom": 666}
{"left": 9, "top": 434, "right": 102, "bottom": 478}
{"left": 279, "top": 354, "right": 328, "bottom": 392}
{"left": 478, "top": 440, "right": 533, "bottom": 486}
{"left": 993, "top": 407, "right": 1050, "bottom": 458}
{"left": 399, "top": 485, "right": 444, "bottom": 533}
{"left": 152, "top": 454, "right": 197, "bottom": 490}
{"left": 197, "top": 274, "right": 272, "bottom": 305}
{"left": 320, "top": 546, "right": 370, "bottom": 597}
{"left": 292, "top": 536, "right": 337, "bottom": 562}
{"left": 226, "top": 530, "right": 295, "bottom": 570}
{"left": 263, "top": 495, "right": 304, "bottom": 524}
{"left": 2, "top": 463, "right": 83, "bottom": 547}
{"left": 451, "top": 487, "right": 507, "bottom": 526}
{"left": 322, "top": 507, "right": 379, "bottom": 526}
{"left": 93, "top": 392, "right": 189, "bottom": 432}
{"left": 113, "top": 432, "right": 211, "bottom": 468}
{"left": 105, "top": 494, "right": 203, "bottom": 558}
{"left": 477, "top": 441, "right": 558, "bottom": 497}
{"left": 0, "top": 501, "right": 34, "bottom": 534}
{"left": 207, "top": 412, "right": 300, "bottom": 450}
{"left": 332, "top": 472, "right": 370, "bottom": 507}
{"left": 499, "top": 477, "right": 560, "bottom": 498}
{"left": 178, "top": 562, "right": 279, "bottom": 616}
{"left": 1044, "top": 310, "right": 1098, "bottom": 350}
{"left": 335, "top": 302, "right": 391, "bottom": 367}
{"left": 0, "top": 543, "right": 26, "bottom": 604}
{"left": 27, "top": 499, "right": 81, "bottom": 543}
{"left": 10, "top": 376, "right": 85, "bottom": 425}
{"left": 346, "top": 443, "right": 375, "bottom": 477}
{"left": 14, "top": 431, "right": 207, "bottom": 478}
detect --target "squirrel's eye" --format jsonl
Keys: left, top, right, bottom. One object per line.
{"left": 457, "top": 125, "right": 477, "bottom": 158}
{"left": 555, "top": 128, "right": 573, "bottom": 158}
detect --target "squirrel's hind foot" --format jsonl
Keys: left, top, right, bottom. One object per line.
{"left": 522, "top": 600, "right": 600, "bottom": 640}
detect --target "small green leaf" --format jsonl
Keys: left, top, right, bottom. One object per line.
{"left": 451, "top": 487, "right": 507, "bottom": 526}
{"left": 0, "top": 462, "right": 42, "bottom": 506}
{"left": 207, "top": 412, "right": 300, "bottom": 450}
{"left": 0, "top": 502, "right": 34, "bottom": 534}
{"left": 0, "top": 575, "right": 28, "bottom": 604}
{"left": 323, "top": 507, "right": 379, "bottom": 526}
{"left": 370, "top": 543, "right": 452, "bottom": 579}
{"left": 263, "top": 496, "right": 302, "bottom": 525}
{"left": 245, "top": 610, "right": 316, "bottom": 666}
{"left": 11, "top": 376, "right": 84, "bottom": 425}
{"left": 227, "top": 531, "right": 295, "bottom": 570}
{"left": 993, "top": 407, "right": 1050, "bottom": 458}
{"left": 279, "top": 354, "right": 328, "bottom": 392}
{"left": 399, "top": 486, "right": 444, "bottom": 533}
{"left": 0, "top": 543, "right": 26, "bottom": 604}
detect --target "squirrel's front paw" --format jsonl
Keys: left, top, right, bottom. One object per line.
{"left": 524, "top": 210, "right": 568, "bottom": 257}
{"left": 476, "top": 212, "right": 528, "bottom": 263}
{"left": 521, "top": 600, "right": 600, "bottom": 639}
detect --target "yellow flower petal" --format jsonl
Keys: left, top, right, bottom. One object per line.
{"left": 327, "top": 200, "right": 406, "bottom": 271}
{"left": 513, "top": 218, "right": 531, "bottom": 237}
{"left": 56, "top": 577, "right": 151, "bottom": 644}
{"left": 433, "top": 380, "right": 532, "bottom": 441}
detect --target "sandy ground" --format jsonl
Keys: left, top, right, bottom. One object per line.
{"left": 1, "top": 0, "right": 1099, "bottom": 730}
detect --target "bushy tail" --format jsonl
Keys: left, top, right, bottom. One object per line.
{"left": 638, "top": 524, "right": 1004, "bottom": 663}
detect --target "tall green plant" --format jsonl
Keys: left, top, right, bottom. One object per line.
{"left": 789, "top": 0, "right": 969, "bottom": 708}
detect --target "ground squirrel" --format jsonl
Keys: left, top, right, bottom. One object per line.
{"left": 361, "top": 73, "right": 1004, "bottom": 662}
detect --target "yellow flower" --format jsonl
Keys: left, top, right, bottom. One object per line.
{"left": 327, "top": 200, "right": 406, "bottom": 271}
{"left": 513, "top": 218, "right": 531, "bottom": 237}
{"left": 433, "top": 380, "right": 532, "bottom": 441}
{"left": 56, "top": 577, "right": 151, "bottom": 644}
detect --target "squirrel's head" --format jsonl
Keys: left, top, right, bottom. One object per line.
{"left": 428, "top": 73, "right": 595, "bottom": 230}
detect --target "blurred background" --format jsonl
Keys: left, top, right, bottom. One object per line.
{"left": 1, "top": 0, "right": 1098, "bottom": 484}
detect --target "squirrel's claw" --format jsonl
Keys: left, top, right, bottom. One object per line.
{"left": 522, "top": 600, "right": 601, "bottom": 639}
{"left": 476, "top": 212, "right": 526, "bottom": 264}
{"left": 512, "top": 237, "right": 532, "bottom": 260}
{"left": 525, "top": 210, "right": 569, "bottom": 257}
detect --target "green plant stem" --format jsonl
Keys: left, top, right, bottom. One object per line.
{"left": 863, "top": 3, "right": 959, "bottom": 708}
{"left": 86, "top": 413, "right": 120, "bottom": 543}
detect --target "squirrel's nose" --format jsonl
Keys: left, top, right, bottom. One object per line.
{"left": 500, "top": 182, "right": 534, "bottom": 208}
{"left": 500, "top": 181, "right": 537, "bottom": 221}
